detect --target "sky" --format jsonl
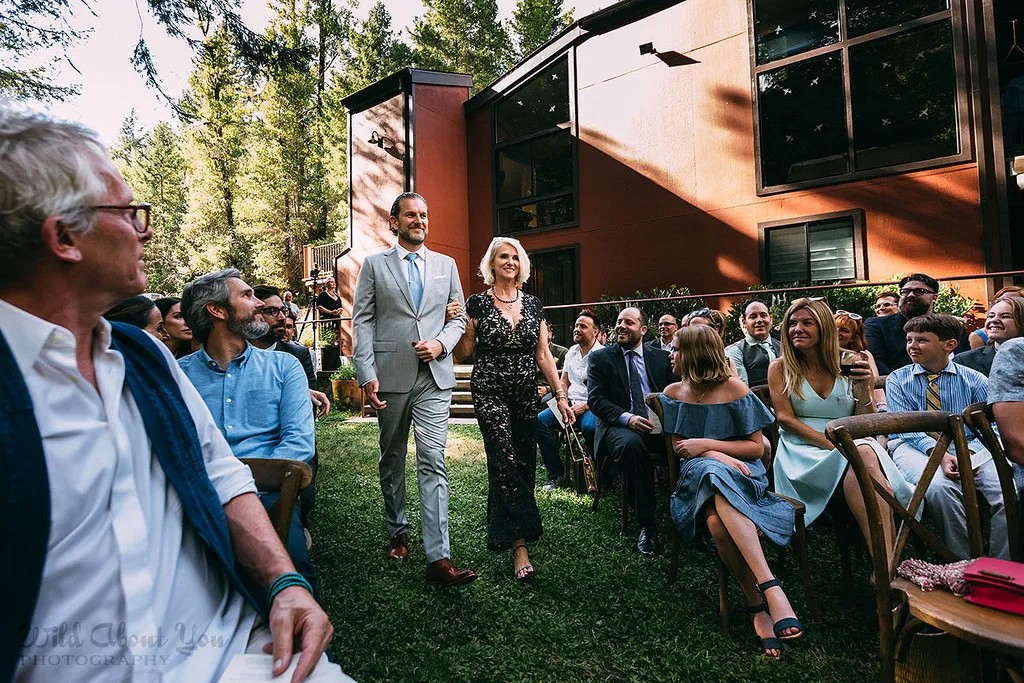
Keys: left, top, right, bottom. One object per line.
{"left": 30, "top": 0, "right": 609, "bottom": 144}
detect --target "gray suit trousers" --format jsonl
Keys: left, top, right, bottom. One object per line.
{"left": 376, "top": 363, "right": 452, "bottom": 563}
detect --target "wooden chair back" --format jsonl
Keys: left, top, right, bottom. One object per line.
{"left": 240, "top": 458, "right": 313, "bottom": 546}
{"left": 962, "top": 401, "right": 1023, "bottom": 561}
{"left": 825, "top": 411, "right": 983, "bottom": 683}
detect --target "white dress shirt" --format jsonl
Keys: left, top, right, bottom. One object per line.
{"left": 396, "top": 243, "right": 426, "bottom": 286}
{"left": 1, "top": 299, "right": 258, "bottom": 683}
{"left": 564, "top": 341, "right": 603, "bottom": 405}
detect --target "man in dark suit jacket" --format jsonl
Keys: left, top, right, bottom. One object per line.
{"left": 953, "top": 344, "right": 996, "bottom": 376}
{"left": 866, "top": 273, "right": 968, "bottom": 375}
{"left": 588, "top": 307, "right": 674, "bottom": 558}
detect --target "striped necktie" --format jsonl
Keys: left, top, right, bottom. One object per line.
{"left": 925, "top": 372, "right": 942, "bottom": 440}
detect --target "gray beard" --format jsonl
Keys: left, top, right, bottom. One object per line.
{"left": 228, "top": 315, "right": 270, "bottom": 340}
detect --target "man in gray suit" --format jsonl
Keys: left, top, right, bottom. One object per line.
{"left": 352, "top": 192, "right": 477, "bottom": 587}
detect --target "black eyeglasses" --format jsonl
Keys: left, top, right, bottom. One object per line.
{"left": 259, "top": 306, "right": 287, "bottom": 318}
{"left": 900, "top": 287, "right": 935, "bottom": 296}
{"left": 91, "top": 203, "right": 151, "bottom": 234}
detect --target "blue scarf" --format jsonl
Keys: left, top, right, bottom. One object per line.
{"left": 0, "top": 322, "right": 265, "bottom": 682}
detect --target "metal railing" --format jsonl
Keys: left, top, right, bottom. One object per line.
{"left": 309, "top": 243, "right": 345, "bottom": 275}
{"left": 543, "top": 270, "right": 1024, "bottom": 311}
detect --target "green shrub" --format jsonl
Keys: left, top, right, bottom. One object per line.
{"left": 330, "top": 364, "right": 355, "bottom": 381}
{"left": 591, "top": 285, "right": 705, "bottom": 340}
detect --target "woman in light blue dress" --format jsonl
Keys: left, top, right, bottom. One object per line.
{"left": 662, "top": 326, "right": 801, "bottom": 659}
{"left": 768, "top": 298, "right": 913, "bottom": 567}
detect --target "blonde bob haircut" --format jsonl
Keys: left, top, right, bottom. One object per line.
{"left": 479, "top": 236, "right": 531, "bottom": 287}
{"left": 673, "top": 325, "right": 732, "bottom": 385}
{"left": 780, "top": 297, "right": 841, "bottom": 400}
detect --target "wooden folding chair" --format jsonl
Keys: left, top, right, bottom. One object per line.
{"left": 240, "top": 458, "right": 313, "bottom": 546}
{"left": 825, "top": 411, "right": 1024, "bottom": 683}
{"left": 647, "top": 392, "right": 819, "bottom": 635}
{"left": 962, "top": 402, "right": 1023, "bottom": 562}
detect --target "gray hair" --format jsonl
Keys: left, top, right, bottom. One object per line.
{"left": 0, "top": 106, "right": 109, "bottom": 288}
{"left": 181, "top": 268, "right": 242, "bottom": 343}
{"left": 479, "top": 236, "right": 531, "bottom": 287}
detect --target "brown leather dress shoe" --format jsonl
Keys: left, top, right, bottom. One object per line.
{"left": 425, "top": 558, "right": 478, "bottom": 587}
{"left": 386, "top": 532, "right": 409, "bottom": 561}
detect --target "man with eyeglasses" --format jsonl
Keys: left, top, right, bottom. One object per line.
{"left": 0, "top": 108, "right": 347, "bottom": 682}
{"left": 252, "top": 285, "right": 319, "bottom": 391}
{"left": 648, "top": 313, "right": 679, "bottom": 353}
{"left": 865, "top": 273, "right": 968, "bottom": 375}
{"left": 873, "top": 291, "right": 899, "bottom": 317}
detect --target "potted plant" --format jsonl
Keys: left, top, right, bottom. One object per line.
{"left": 330, "top": 364, "right": 359, "bottom": 408}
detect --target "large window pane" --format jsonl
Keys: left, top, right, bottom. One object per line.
{"left": 497, "top": 131, "right": 572, "bottom": 204}
{"left": 845, "top": 0, "right": 949, "bottom": 38}
{"left": 753, "top": 0, "right": 839, "bottom": 65}
{"left": 758, "top": 52, "right": 849, "bottom": 187}
{"left": 808, "top": 220, "right": 856, "bottom": 280}
{"left": 495, "top": 59, "right": 570, "bottom": 143}
{"left": 498, "top": 195, "right": 574, "bottom": 235}
{"left": 850, "top": 21, "right": 958, "bottom": 170}
{"left": 767, "top": 225, "right": 808, "bottom": 282}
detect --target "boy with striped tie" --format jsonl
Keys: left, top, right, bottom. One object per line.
{"left": 885, "top": 314, "right": 1008, "bottom": 559}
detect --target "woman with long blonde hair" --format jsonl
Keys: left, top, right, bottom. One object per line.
{"left": 662, "top": 325, "right": 801, "bottom": 659}
{"left": 769, "top": 298, "right": 912, "bottom": 564}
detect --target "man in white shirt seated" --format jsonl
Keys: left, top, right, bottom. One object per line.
{"left": 536, "top": 310, "right": 604, "bottom": 490}
{"left": 725, "top": 300, "right": 780, "bottom": 387}
{"left": 0, "top": 107, "right": 350, "bottom": 682}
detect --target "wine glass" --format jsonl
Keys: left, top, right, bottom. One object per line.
{"left": 839, "top": 348, "right": 861, "bottom": 398}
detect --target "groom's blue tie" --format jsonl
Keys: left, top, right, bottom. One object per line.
{"left": 405, "top": 252, "right": 423, "bottom": 311}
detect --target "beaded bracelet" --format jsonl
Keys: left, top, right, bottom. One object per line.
{"left": 266, "top": 572, "right": 313, "bottom": 612}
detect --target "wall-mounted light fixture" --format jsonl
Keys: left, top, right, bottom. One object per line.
{"left": 368, "top": 130, "right": 403, "bottom": 160}
{"left": 638, "top": 41, "right": 699, "bottom": 67}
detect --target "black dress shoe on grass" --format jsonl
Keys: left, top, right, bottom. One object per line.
{"left": 542, "top": 475, "right": 564, "bottom": 492}
{"left": 637, "top": 526, "right": 659, "bottom": 558}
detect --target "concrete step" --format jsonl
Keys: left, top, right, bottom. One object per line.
{"left": 450, "top": 404, "right": 477, "bottom": 418}
{"left": 451, "top": 391, "right": 474, "bottom": 404}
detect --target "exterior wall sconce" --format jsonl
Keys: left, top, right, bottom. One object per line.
{"left": 368, "top": 130, "right": 403, "bottom": 160}
{"left": 638, "top": 41, "right": 698, "bottom": 67}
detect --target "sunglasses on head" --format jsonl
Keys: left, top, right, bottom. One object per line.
{"left": 836, "top": 310, "right": 863, "bottom": 320}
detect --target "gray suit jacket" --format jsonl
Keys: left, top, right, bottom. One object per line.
{"left": 352, "top": 245, "right": 466, "bottom": 393}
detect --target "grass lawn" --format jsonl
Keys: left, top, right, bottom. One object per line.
{"left": 311, "top": 412, "right": 882, "bottom": 682}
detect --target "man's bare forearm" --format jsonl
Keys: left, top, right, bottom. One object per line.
{"left": 224, "top": 492, "right": 295, "bottom": 587}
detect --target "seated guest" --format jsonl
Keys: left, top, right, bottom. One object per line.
{"left": 770, "top": 298, "right": 913, "bottom": 565}
{"left": 284, "top": 315, "right": 297, "bottom": 341}
{"left": 155, "top": 296, "right": 195, "bottom": 358}
{"left": 104, "top": 294, "right": 164, "bottom": 339}
{"left": 253, "top": 285, "right": 318, "bottom": 391}
{"left": 682, "top": 307, "right": 726, "bottom": 337}
{"left": 648, "top": 313, "right": 678, "bottom": 352}
{"left": 725, "top": 300, "right": 780, "bottom": 387}
{"left": 873, "top": 291, "right": 899, "bottom": 318}
{"left": 179, "top": 269, "right": 321, "bottom": 592}
{"left": 866, "top": 273, "right": 969, "bottom": 374}
{"left": 283, "top": 289, "right": 301, "bottom": 318}
{"left": 887, "top": 314, "right": 1008, "bottom": 558}
{"left": 0, "top": 106, "right": 343, "bottom": 682}
{"left": 990, "top": 335, "right": 1024, "bottom": 467}
{"left": 536, "top": 309, "right": 603, "bottom": 490}
{"left": 955, "top": 296, "right": 1024, "bottom": 376}
{"left": 663, "top": 325, "right": 800, "bottom": 660}
{"left": 588, "top": 307, "right": 673, "bottom": 557}
{"left": 965, "top": 301, "right": 990, "bottom": 349}
{"left": 834, "top": 310, "right": 886, "bottom": 409}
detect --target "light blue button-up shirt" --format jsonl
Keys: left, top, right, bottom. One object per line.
{"left": 179, "top": 343, "right": 314, "bottom": 463}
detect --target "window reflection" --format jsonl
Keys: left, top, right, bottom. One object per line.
{"left": 754, "top": 0, "right": 839, "bottom": 65}
{"left": 758, "top": 52, "right": 849, "bottom": 186}
{"left": 845, "top": 0, "right": 949, "bottom": 38}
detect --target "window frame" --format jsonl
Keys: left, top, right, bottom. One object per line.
{"left": 758, "top": 208, "right": 867, "bottom": 284}
{"left": 747, "top": 2, "right": 973, "bottom": 195}
{"left": 492, "top": 53, "right": 579, "bottom": 236}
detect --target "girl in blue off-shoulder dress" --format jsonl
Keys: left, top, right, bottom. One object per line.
{"left": 660, "top": 325, "right": 802, "bottom": 659}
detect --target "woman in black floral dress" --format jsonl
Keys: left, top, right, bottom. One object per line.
{"left": 452, "top": 237, "right": 573, "bottom": 581}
